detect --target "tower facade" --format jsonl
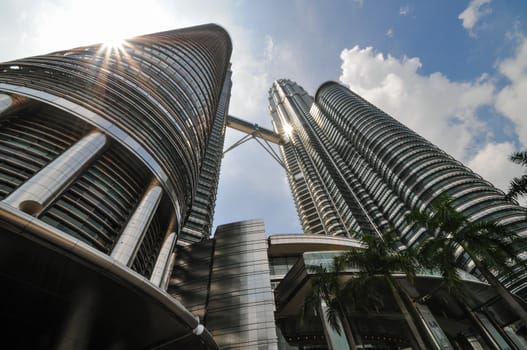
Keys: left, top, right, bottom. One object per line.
{"left": 179, "top": 68, "right": 232, "bottom": 243}
{"left": 0, "top": 24, "right": 231, "bottom": 348}
{"left": 269, "top": 79, "right": 527, "bottom": 297}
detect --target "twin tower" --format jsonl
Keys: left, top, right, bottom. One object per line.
{"left": 0, "top": 24, "right": 526, "bottom": 348}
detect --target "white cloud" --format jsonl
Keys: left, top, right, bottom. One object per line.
{"left": 467, "top": 142, "right": 523, "bottom": 192}
{"left": 228, "top": 31, "right": 270, "bottom": 122}
{"left": 399, "top": 5, "right": 410, "bottom": 16}
{"left": 338, "top": 39, "right": 527, "bottom": 200}
{"left": 339, "top": 45, "right": 494, "bottom": 161}
{"left": 386, "top": 28, "right": 394, "bottom": 38}
{"left": 458, "top": 0, "right": 492, "bottom": 36}
{"left": 495, "top": 37, "right": 527, "bottom": 147}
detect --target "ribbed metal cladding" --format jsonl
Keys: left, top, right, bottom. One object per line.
{"left": 40, "top": 141, "right": 151, "bottom": 253}
{"left": 315, "top": 82, "right": 527, "bottom": 297}
{"left": 0, "top": 25, "right": 231, "bottom": 348}
{"left": 0, "top": 107, "right": 89, "bottom": 200}
{"left": 315, "top": 82, "right": 527, "bottom": 244}
{"left": 207, "top": 220, "right": 278, "bottom": 349}
{"left": 4, "top": 130, "right": 108, "bottom": 215}
{"left": 0, "top": 102, "right": 157, "bottom": 257}
{"left": 0, "top": 24, "right": 232, "bottom": 225}
{"left": 0, "top": 24, "right": 233, "bottom": 279}
{"left": 269, "top": 79, "right": 362, "bottom": 237}
{"left": 271, "top": 79, "right": 527, "bottom": 297}
{"left": 180, "top": 69, "right": 232, "bottom": 242}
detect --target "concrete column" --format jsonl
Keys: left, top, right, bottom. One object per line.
{"left": 413, "top": 303, "right": 454, "bottom": 349}
{"left": 111, "top": 184, "right": 163, "bottom": 266}
{"left": 469, "top": 310, "right": 514, "bottom": 349}
{"left": 4, "top": 130, "right": 108, "bottom": 216}
{"left": 150, "top": 232, "right": 177, "bottom": 287}
{"left": 160, "top": 252, "right": 176, "bottom": 291}
{"left": 318, "top": 300, "right": 351, "bottom": 350}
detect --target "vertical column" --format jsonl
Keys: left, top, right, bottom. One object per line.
{"left": 318, "top": 300, "right": 352, "bottom": 350}
{"left": 206, "top": 220, "right": 278, "bottom": 349}
{"left": 413, "top": 303, "right": 454, "bottom": 349}
{"left": 150, "top": 232, "right": 177, "bottom": 287}
{"left": 160, "top": 252, "right": 176, "bottom": 290}
{"left": 469, "top": 310, "right": 515, "bottom": 349}
{"left": 4, "top": 130, "right": 108, "bottom": 216}
{"left": 111, "top": 183, "right": 163, "bottom": 266}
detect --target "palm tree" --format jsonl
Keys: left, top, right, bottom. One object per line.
{"left": 302, "top": 257, "right": 358, "bottom": 349}
{"left": 341, "top": 231, "right": 429, "bottom": 349}
{"left": 507, "top": 151, "right": 527, "bottom": 201}
{"left": 407, "top": 194, "right": 527, "bottom": 325}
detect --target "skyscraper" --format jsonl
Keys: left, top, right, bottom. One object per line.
{"left": 0, "top": 24, "right": 231, "bottom": 348}
{"left": 179, "top": 68, "right": 232, "bottom": 243}
{"left": 1, "top": 20, "right": 526, "bottom": 348}
{"left": 269, "top": 79, "right": 527, "bottom": 298}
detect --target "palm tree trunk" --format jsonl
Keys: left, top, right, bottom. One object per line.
{"left": 460, "top": 300, "right": 515, "bottom": 349}
{"left": 472, "top": 259, "right": 527, "bottom": 326}
{"left": 403, "top": 281, "right": 454, "bottom": 349}
{"left": 387, "top": 276, "right": 428, "bottom": 349}
{"left": 319, "top": 299, "right": 357, "bottom": 350}
{"left": 336, "top": 299, "right": 358, "bottom": 350}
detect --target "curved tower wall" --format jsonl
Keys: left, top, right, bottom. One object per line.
{"left": 269, "top": 80, "right": 356, "bottom": 237}
{"left": 315, "top": 82, "right": 527, "bottom": 242}
{"left": 0, "top": 24, "right": 232, "bottom": 276}
{"left": 180, "top": 68, "right": 232, "bottom": 242}
{"left": 270, "top": 79, "right": 380, "bottom": 237}
{"left": 270, "top": 79, "right": 527, "bottom": 298}
{"left": 0, "top": 24, "right": 232, "bottom": 348}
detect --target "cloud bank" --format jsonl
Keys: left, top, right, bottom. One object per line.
{"left": 495, "top": 38, "right": 527, "bottom": 147}
{"left": 339, "top": 40, "right": 526, "bottom": 192}
{"left": 339, "top": 45, "right": 494, "bottom": 161}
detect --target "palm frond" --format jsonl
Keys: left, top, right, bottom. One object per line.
{"left": 344, "top": 272, "right": 385, "bottom": 312}
{"left": 408, "top": 192, "right": 526, "bottom": 303}
{"left": 325, "top": 302, "right": 342, "bottom": 335}
{"left": 406, "top": 209, "right": 438, "bottom": 231}
{"left": 510, "top": 151, "right": 527, "bottom": 166}
{"left": 299, "top": 293, "right": 318, "bottom": 328}
{"left": 507, "top": 175, "right": 527, "bottom": 200}
{"left": 407, "top": 194, "right": 467, "bottom": 235}
{"left": 458, "top": 220, "right": 521, "bottom": 275}
{"left": 302, "top": 260, "right": 348, "bottom": 334}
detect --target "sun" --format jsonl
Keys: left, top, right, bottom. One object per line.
{"left": 102, "top": 35, "right": 126, "bottom": 51}
{"left": 283, "top": 123, "right": 294, "bottom": 137}
{"left": 100, "top": 33, "right": 129, "bottom": 60}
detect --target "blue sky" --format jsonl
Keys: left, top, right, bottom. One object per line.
{"left": 0, "top": 0, "right": 526, "bottom": 235}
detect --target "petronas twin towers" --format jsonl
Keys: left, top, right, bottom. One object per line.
{"left": 0, "top": 23, "right": 526, "bottom": 348}
{"left": 270, "top": 79, "right": 526, "bottom": 290}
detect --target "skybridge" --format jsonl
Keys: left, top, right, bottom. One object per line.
{"left": 224, "top": 115, "right": 287, "bottom": 170}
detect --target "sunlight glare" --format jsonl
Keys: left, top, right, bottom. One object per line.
{"left": 102, "top": 35, "right": 125, "bottom": 51}
{"left": 29, "top": 0, "right": 175, "bottom": 61}
{"left": 283, "top": 123, "right": 294, "bottom": 137}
